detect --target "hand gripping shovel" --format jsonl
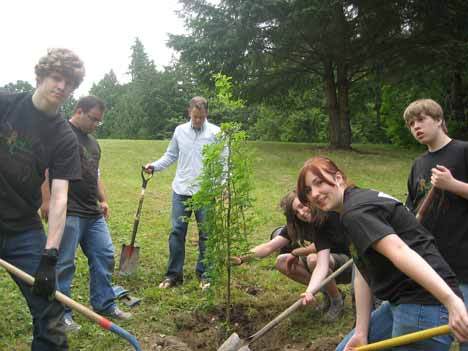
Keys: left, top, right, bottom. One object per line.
{"left": 218, "top": 258, "right": 353, "bottom": 351}
{"left": 119, "top": 167, "right": 153, "bottom": 275}
{"left": 0, "top": 258, "right": 142, "bottom": 351}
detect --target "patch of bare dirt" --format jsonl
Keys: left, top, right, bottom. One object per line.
{"left": 158, "top": 303, "right": 340, "bottom": 351}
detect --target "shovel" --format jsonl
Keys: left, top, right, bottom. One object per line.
{"left": 355, "top": 324, "right": 450, "bottom": 350}
{"left": 0, "top": 258, "right": 142, "bottom": 351}
{"left": 415, "top": 186, "right": 435, "bottom": 222}
{"left": 218, "top": 258, "right": 353, "bottom": 351}
{"left": 119, "top": 167, "right": 153, "bottom": 275}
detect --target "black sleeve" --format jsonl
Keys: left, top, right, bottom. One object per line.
{"left": 49, "top": 128, "right": 82, "bottom": 181}
{"left": 405, "top": 165, "right": 417, "bottom": 213}
{"left": 314, "top": 219, "right": 334, "bottom": 252}
{"left": 342, "top": 206, "right": 395, "bottom": 256}
{"left": 278, "top": 225, "right": 291, "bottom": 242}
{"left": 464, "top": 142, "right": 468, "bottom": 173}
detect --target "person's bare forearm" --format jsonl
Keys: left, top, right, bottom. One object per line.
{"left": 45, "top": 179, "right": 69, "bottom": 249}
{"left": 97, "top": 178, "right": 107, "bottom": 202}
{"left": 353, "top": 267, "right": 373, "bottom": 338}
{"left": 306, "top": 250, "right": 330, "bottom": 293}
{"left": 292, "top": 243, "right": 317, "bottom": 256}
{"left": 445, "top": 179, "right": 468, "bottom": 200}
{"left": 252, "top": 236, "right": 290, "bottom": 258}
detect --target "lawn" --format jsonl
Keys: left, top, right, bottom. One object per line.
{"left": 0, "top": 140, "right": 423, "bottom": 351}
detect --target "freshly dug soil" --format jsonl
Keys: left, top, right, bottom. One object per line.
{"left": 157, "top": 303, "right": 341, "bottom": 351}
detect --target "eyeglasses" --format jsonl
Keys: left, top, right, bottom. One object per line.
{"left": 86, "top": 113, "right": 103, "bottom": 127}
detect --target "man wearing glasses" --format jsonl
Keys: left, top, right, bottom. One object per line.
{"left": 41, "top": 96, "right": 131, "bottom": 332}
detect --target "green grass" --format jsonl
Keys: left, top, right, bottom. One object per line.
{"left": 0, "top": 140, "right": 424, "bottom": 350}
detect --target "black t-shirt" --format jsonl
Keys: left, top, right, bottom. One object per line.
{"left": 0, "top": 92, "right": 81, "bottom": 232}
{"left": 406, "top": 140, "right": 468, "bottom": 283}
{"left": 278, "top": 223, "right": 314, "bottom": 253}
{"left": 342, "top": 187, "right": 460, "bottom": 304}
{"left": 313, "top": 212, "right": 350, "bottom": 255}
{"left": 67, "top": 123, "right": 102, "bottom": 217}
{"left": 278, "top": 213, "right": 349, "bottom": 255}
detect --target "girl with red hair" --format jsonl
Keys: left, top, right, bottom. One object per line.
{"left": 297, "top": 156, "right": 468, "bottom": 351}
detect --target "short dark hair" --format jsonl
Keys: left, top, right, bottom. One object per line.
{"left": 188, "top": 96, "right": 208, "bottom": 112}
{"left": 35, "top": 48, "right": 85, "bottom": 89}
{"left": 74, "top": 96, "right": 106, "bottom": 114}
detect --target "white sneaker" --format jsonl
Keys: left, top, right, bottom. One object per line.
{"left": 102, "top": 307, "right": 132, "bottom": 320}
{"left": 63, "top": 315, "right": 81, "bottom": 333}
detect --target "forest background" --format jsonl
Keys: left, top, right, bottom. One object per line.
{"left": 2, "top": 0, "right": 467, "bottom": 148}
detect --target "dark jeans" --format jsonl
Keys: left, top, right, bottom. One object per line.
{"left": 165, "top": 192, "right": 208, "bottom": 281}
{"left": 0, "top": 228, "right": 67, "bottom": 351}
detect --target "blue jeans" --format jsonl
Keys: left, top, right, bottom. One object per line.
{"left": 165, "top": 192, "right": 208, "bottom": 281}
{"left": 57, "top": 216, "right": 116, "bottom": 315}
{"left": 460, "top": 283, "right": 468, "bottom": 351}
{"left": 336, "top": 301, "right": 454, "bottom": 351}
{"left": 0, "top": 228, "right": 67, "bottom": 350}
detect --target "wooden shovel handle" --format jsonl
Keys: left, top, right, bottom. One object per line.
{"left": 415, "top": 186, "right": 435, "bottom": 222}
{"left": 0, "top": 258, "right": 105, "bottom": 324}
{"left": 355, "top": 324, "right": 450, "bottom": 350}
{"left": 247, "top": 258, "right": 353, "bottom": 344}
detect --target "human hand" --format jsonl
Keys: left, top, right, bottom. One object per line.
{"left": 39, "top": 202, "right": 49, "bottom": 223}
{"left": 301, "top": 289, "right": 317, "bottom": 306}
{"left": 431, "top": 165, "right": 454, "bottom": 191}
{"left": 230, "top": 256, "right": 243, "bottom": 266}
{"left": 143, "top": 164, "right": 154, "bottom": 174}
{"left": 344, "top": 333, "right": 368, "bottom": 351}
{"left": 285, "top": 253, "right": 299, "bottom": 273}
{"left": 32, "top": 249, "right": 58, "bottom": 300}
{"left": 100, "top": 201, "right": 110, "bottom": 220}
{"left": 446, "top": 295, "right": 468, "bottom": 343}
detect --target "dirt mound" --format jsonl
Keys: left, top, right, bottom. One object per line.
{"left": 168, "top": 303, "right": 339, "bottom": 351}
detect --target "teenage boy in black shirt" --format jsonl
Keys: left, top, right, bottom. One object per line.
{"left": 297, "top": 156, "right": 468, "bottom": 351}
{"left": 0, "top": 48, "right": 85, "bottom": 350}
{"left": 404, "top": 98, "right": 468, "bottom": 351}
{"left": 41, "top": 96, "right": 131, "bottom": 333}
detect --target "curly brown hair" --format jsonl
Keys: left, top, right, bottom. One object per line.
{"left": 35, "top": 48, "right": 85, "bottom": 89}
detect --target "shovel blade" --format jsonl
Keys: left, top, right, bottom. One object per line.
{"left": 218, "top": 333, "right": 246, "bottom": 351}
{"left": 118, "top": 244, "right": 140, "bottom": 275}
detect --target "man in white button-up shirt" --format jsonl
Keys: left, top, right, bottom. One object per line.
{"left": 144, "top": 96, "right": 220, "bottom": 289}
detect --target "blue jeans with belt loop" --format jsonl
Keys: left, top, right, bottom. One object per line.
{"left": 0, "top": 228, "right": 68, "bottom": 350}
{"left": 165, "top": 192, "right": 208, "bottom": 282}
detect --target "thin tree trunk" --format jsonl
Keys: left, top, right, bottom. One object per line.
{"left": 323, "top": 60, "right": 341, "bottom": 148}
{"left": 337, "top": 62, "right": 351, "bottom": 149}
{"left": 450, "top": 70, "right": 466, "bottom": 123}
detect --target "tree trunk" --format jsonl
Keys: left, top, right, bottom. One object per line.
{"left": 450, "top": 70, "right": 466, "bottom": 123}
{"left": 323, "top": 61, "right": 341, "bottom": 148}
{"left": 337, "top": 62, "right": 351, "bottom": 149}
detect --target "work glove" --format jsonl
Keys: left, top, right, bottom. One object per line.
{"left": 32, "top": 248, "right": 58, "bottom": 300}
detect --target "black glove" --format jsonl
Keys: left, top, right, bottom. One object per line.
{"left": 32, "top": 248, "right": 58, "bottom": 300}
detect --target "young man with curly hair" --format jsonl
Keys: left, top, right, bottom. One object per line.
{"left": 0, "top": 48, "right": 85, "bottom": 350}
